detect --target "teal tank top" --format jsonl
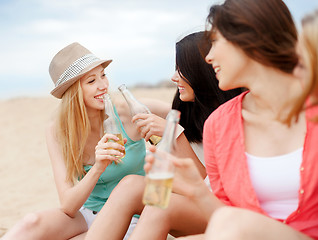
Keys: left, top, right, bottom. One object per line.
{"left": 83, "top": 106, "right": 146, "bottom": 212}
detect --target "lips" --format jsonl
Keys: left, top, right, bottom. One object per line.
{"left": 213, "top": 66, "right": 221, "bottom": 74}
{"left": 178, "top": 85, "right": 185, "bottom": 91}
{"left": 94, "top": 92, "right": 107, "bottom": 100}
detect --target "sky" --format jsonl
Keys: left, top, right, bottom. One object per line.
{"left": 0, "top": 0, "right": 317, "bottom": 99}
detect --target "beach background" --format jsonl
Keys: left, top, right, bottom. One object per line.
{"left": 1, "top": 1, "right": 318, "bottom": 238}
{"left": 0, "top": 87, "right": 176, "bottom": 238}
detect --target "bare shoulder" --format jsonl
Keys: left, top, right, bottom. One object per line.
{"left": 46, "top": 119, "right": 56, "bottom": 137}
{"left": 45, "top": 122, "right": 58, "bottom": 147}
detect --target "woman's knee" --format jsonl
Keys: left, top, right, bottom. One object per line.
{"left": 114, "top": 175, "right": 145, "bottom": 196}
{"left": 4, "top": 212, "right": 43, "bottom": 238}
{"left": 208, "top": 207, "right": 249, "bottom": 239}
{"left": 118, "top": 175, "right": 144, "bottom": 189}
{"left": 19, "top": 212, "right": 42, "bottom": 231}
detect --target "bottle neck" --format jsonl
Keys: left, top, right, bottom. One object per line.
{"left": 157, "top": 118, "right": 179, "bottom": 153}
{"left": 103, "top": 95, "right": 121, "bottom": 134}
{"left": 119, "top": 86, "right": 150, "bottom": 115}
{"left": 121, "top": 89, "right": 137, "bottom": 110}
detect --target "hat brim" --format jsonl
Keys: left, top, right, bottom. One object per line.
{"left": 51, "top": 59, "right": 112, "bottom": 99}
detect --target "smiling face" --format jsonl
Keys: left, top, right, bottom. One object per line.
{"left": 171, "top": 70, "right": 195, "bottom": 102}
{"left": 80, "top": 65, "right": 109, "bottom": 113}
{"left": 205, "top": 30, "right": 253, "bottom": 91}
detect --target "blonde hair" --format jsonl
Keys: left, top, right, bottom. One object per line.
{"left": 56, "top": 81, "right": 103, "bottom": 183}
{"left": 286, "top": 10, "right": 318, "bottom": 123}
{"left": 302, "top": 10, "right": 318, "bottom": 109}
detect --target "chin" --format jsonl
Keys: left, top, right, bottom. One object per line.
{"left": 219, "top": 83, "right": 232, "bottom": 91}
{"left": 179, "top": 95, "right": 188, "bottom": 102}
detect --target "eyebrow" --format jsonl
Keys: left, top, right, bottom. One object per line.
{"left": 86, "top": 69, "right": 104, "bottom": 79}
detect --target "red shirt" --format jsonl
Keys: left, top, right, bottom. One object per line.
{"left": 204, "top": 92, "right": 318, "bottom": 239}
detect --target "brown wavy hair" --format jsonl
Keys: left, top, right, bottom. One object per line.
{"left": 206, "top": 0, "right": 298, "bottom": 74}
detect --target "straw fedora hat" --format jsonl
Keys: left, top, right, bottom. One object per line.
{"left": 49, "top": 42, "right": 112, "bottom": 98}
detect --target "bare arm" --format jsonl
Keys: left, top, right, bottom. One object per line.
{"left": 140, "top": 98, "right": 171, "bottom": 119}
{"left": 46, "top": 123, "right": 124, "bottom": 217}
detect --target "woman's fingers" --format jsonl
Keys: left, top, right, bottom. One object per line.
{"left": 132, "top": 113, "right": 149, "bottom": 123}
{"left": 96, "top": 133, "right": 126, "bottom": 164}
{"left": 144, "top": 146, "right": 156, "bottom": 173}
{"left": 100, "top": 133, "right": 120, "bottom": 143}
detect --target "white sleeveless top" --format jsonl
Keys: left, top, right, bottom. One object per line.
{"left": 176, "top": 124, "right": 211, "bottom": 190}
{"left": 190, "top": 142, "right": 211, "bottom": 190}
{"left": 245, "top": 148, "right": 302, "bottom": 219}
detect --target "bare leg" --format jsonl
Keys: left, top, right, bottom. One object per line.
{"left": 130, "top": 193, "right": 208, "bottom": 240}
{"left": 176, "top": 234, "right": 205, "bottom": 240}
{"left": 69, "top": 232, "right": 87, "bottom": 240}
{"left": 206, "top": 206, "right": 313, "bottom": 240}
{"left": 85, "top": 175, "right": 145, "bottom": 240}
{"left": 2, "top": 209, "right": 87, "bottom": 240}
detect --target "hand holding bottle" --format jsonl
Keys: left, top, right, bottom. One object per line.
{"left": 95, "top": 133, "right": 127, "bottom": 170}
{"left": 103, "top": 94, "right": 126, "bottom": 163}
{"left": 132, "top": 113, "right": 167, "bottom": 142}
{"left": 145, "top": 145, "right": 209, "bottom": 202}
{"left": 142, "top": 109, "right": 180, "bottom": 208}
{"left": 118, "top": 84, "right": 162, "bottom": 145}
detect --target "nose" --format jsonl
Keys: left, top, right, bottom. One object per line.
{"left": 171, "top": 70, "right": 179, "bottom": 83}
{"left": 205, "top": 46, "right": 214, "bottom": 65}
{"left": 98, "top": 76, "right": 109, "bottom": 90}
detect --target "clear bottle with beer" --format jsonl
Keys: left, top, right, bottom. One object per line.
{"left": 118, "top": 84, "right": 162, "bottom": 145}
{"left": 103, "top": 94, "right": 126, "bottom": 161}
{"left": 142, "top": 109, "right": 181, "bottom": 209}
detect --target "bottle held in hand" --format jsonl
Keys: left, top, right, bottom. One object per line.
{"left": 103, "top": 94, "right": 126, "bottom": 160}
{"left": 118, "top": 84, "right": 162, "bottom": 145}
{"left": 142, "top": 109, "right": 180, "bottom": 208}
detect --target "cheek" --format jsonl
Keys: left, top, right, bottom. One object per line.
{"left": 188, "top": 89, "right": 195, "bottom": 102}
{"left": 80, "top": 87, "right": 92, "bottom": 106}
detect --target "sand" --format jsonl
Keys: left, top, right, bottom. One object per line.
{"left": 0, "top": 88, "right": 176, "bottom": 237}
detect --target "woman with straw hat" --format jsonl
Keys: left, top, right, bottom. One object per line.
{"left": 2, "top": 42, "right": 155, "bottom": 239}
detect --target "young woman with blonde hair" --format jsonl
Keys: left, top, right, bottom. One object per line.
{"left": 291, "top": 9, "right": 318, "bottom": 121}
{"left": 2, "top": 42, "right": 168, "bottom": 240}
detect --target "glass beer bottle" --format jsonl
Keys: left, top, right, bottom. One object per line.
{"left": 103, "top": 94, "right": 126, "bottom": 160}
{"left": 118, "top": 84, "right": 162, "bottom": 145}
{"left": 142, "top": 109, "right": 181, "bottom": 209}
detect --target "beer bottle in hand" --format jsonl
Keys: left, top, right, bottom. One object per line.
{"left": 118, "top": 84, "right": 162, "bottom": 145}
{"left": 103, "top": 94, "right": 126, "bottom": 160}
{"left": 142, "top": 109, "right": 180, "bottom": 208}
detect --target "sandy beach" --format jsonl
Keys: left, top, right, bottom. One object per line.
{"left": 0, "top": 87, "right": 176, "bottom": 237}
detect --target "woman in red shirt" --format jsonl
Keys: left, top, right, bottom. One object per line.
{"left": 146, "top": 0, "right": 318, "bottom": 239}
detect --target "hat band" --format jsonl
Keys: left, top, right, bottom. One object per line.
{"left": 55, "top": 53, "right": 100, "bottom": 87}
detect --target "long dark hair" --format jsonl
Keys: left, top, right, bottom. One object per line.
{"left": 206, "top": 0, "right": 298, "bottom": 73}
{"left": 172, "top": 32, "right": 242, "bottom": 143}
